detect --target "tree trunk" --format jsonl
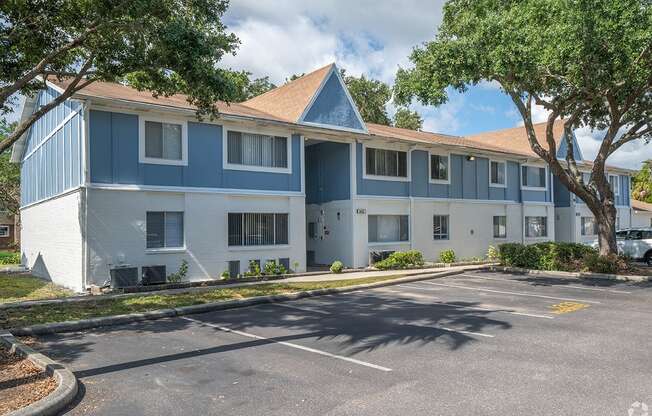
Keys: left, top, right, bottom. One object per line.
{"left": 586, "top": 199, "right": 618, "bottom": 256}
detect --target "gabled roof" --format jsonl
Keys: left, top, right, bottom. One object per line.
{"left": 632, "top": 200, "right": 652, "bottom": 213}
{"left": 464, "top": 120, "right": 567, "bottom": 159}
{"left": 243, "top": 64, "right": 334, "bottom": 123}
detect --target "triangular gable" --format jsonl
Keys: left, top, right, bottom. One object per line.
{"left": 556, "top": 131, "right": 584, "bottom": 161}
{"left": 299, "top": 65, "right": 367, "bottom": 133}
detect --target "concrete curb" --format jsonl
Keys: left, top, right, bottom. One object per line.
{"left": 0, "top": 333, "right": 78, "bottom": 416}
{"left": 6, "top": 267, "right": 476, "bottom": 336}
{"left": 487, "top": 265, "right": 651, "bottom": 283}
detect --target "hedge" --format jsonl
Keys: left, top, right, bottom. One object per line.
{"left": 497, "top": 242, "right": 597, "bottom": 272}
{"left": 374, "top": 250, "right": 424, "bottom": 270}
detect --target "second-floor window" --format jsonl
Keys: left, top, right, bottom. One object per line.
{"left": 490, "top": 161, "right": 506, "bottom": 186}
{"left": 227, "top": 131, "right": 288, "bottom": 170}
{"left": 521, "top": 165, "right": 546, "bottom": 189}
{"left": 608, "top": 175, "right": 620, "bottom": 197}
{"left": 140, "top": 118, "right": 188, "bottom": 165}
{"left": 430, "top": 154, "right": 449, "bottom": 182}
{"left": 365, "top": 147, "right": 408, "bottom": 178}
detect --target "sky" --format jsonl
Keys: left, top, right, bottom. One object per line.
{"left": 218, "top": 0, "right": 647, "bottom": 170}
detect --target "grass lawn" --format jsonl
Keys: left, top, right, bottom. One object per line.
{"left": 0, "top": 250, "right": 20, "bottom": 267}
{"left": 0, "top": 275, "right": 400, "bottom": 329}
{"left": 0, "top": 274, "right": 74, "bottom": 305}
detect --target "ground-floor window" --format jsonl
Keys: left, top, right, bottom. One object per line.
{"left": 581, "top": 216, "right": 598, "bottom": 236}
{"left": 433, "top": 215, "right": 450, "bottom": 240}
{"left": 368, "top": 215, "right": 409, "bottom": 243}
{"left": 493, "top": 216, "right": 507, "bottom": 238}
{"left": 146, "top": 211, "right": 184, "bottom": 249}
{"left": 0, "top": 226, "right": 8, "bottom": 237}
{"left": 525, "top": 216, "right": 547, "bottom": 238}
{"left": 228, "top": 213, "right": 289, "bottom": 246}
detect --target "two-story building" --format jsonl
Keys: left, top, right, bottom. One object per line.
{"left": 11, "top": 63, "right": 632, "bottom": 291}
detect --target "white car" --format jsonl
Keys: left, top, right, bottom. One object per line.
{"left": 590, "top": 228, "right": 652, "bottom": 265}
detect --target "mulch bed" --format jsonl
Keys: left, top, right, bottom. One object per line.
{"left": 0, "top": 343, "right": 56, "bottom": 415}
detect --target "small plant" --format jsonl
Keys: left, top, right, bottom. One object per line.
{"left": 374, "top": 250, "right": 424, "bottom": 270}
{"left": 264, "top": 260, "right": 277, "bottom": 275}
{"left": 244, "top": 260, "right": 262, "bottom": 277}
{"left": 330, "top": 260, "right": 344, "bottom": 274}
{"left": 0, "top": 251, "right": 20, "bottom": 265}
{"left": 220, "top": 270, "right": 231, "bottom": 279}
{"left": 486, "top": 245, "right": 500, "bottom": 261}
{"left": 292, "top": 261, "right": 300, "bottom": 272}
{"left": 276, "top": 264, "right": 287, "bottom": 275}
{"left": 167, "top": 259, "right": 189, "bottom": 283}
{"left": 439, "top": 249, "right": 456, "bottom": 264}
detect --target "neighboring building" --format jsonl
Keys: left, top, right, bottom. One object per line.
{"left": 10, "top": 63, "right": 632, "bottom": 291}
{"left": 0, "top": 211, "right": 17, "bottom": 249}
{"left": 631, "top": 200, "right": 652, "bottom": 228}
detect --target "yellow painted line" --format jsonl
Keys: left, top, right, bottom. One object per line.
{"left": 550, "top": 302, "right": 590, "bottom": 314}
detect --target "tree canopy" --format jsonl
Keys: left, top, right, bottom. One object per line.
{"left": 632, "top": 160, "right": 652, "bottom": 203}
{"left": 393, "top": 107, "right": 423, "bottom": 130}
{"left": 341, "top": 70, "right": 392, "bottom": 125}
{"left": 395, "top": 0, "right": 652, "bottom": 255}
{"left": 0, "top": 0, "right": 241, "bottom": 154}
{"left": 226, "top": 71, "right": 276, "bottom": 102}
{"left": 0, "top": 120, "right": 19, "bottom": 215}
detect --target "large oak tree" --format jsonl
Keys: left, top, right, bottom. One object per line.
{"left": 0, "top": 0, "right": 241, "bottom": 154}
{"left": 395, "top": 0, "right": 652, "bottom": 256}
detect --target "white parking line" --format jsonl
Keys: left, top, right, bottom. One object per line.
{"left": 181, "top": 317, "right": 392, "bottom": 372}
{"left": 460, "top": 274, "right": 633, "bottom": 294}
{"left": 272, "top": 302, "right": 331, "bottom": 315}
{"left": 405, "top": 322, "right": 495, "bottom": 338}
{"left": 398, "top": 284, "right": 442, "bottom": 291}
{"left": 423, "top": 281, "right": 602, "bottom": 304}
{"left": 382, "top": 287, "right": 554, "bottom": 319}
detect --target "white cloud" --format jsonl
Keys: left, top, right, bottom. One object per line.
{"left": 418, "top": 96, "right": 465, "bottom": 134}
{"left": 574, "top": 125, "right": 651, "bottom": 170}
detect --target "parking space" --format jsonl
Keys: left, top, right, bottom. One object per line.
{"left": 34, "top": 271, "right": 652, "bottom": 415}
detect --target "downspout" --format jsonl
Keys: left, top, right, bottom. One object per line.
{"left": 81, "top": 100, "right": 91, "bottom": 290}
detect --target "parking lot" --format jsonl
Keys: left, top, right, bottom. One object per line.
{"left": 34, "top": 271, "right": 652, "bottom": 415}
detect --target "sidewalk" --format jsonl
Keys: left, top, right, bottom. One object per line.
{"left": 0, "top": 264, "right": 492, "bottom": 310}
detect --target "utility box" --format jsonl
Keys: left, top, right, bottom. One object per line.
{"left": 142, "top": 265, "right": 166, "bottom": 285}
{"left": 109, "top": 266, "right": 138, "bottom": 289}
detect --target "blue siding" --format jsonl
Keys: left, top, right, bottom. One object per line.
{"left": 556, "top": 132, "right": 584, "bottom": 160}
{"left": 89, "top": 110, "right": 301, "bottom": 192}
{"left": 520, "top": 168, "right": 553, "bottom": 203}
{"left": 21, "top": 87, "right": 84, "bottom": 206}
{"left": 356, "top": 143, "right": 409, "bottom": 197}
{"left": 302, "top": 71, "right": 365, "bottom": 132}
{"left": 619, "top": 175, "right": 630, "bottom": 206}
{"left": 305, "top": 142, "right": 351, "bottom": 204}
{"left": 553, "top": 175, "right": 571, "bottom": 207}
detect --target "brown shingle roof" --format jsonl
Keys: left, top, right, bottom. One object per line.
{"left": 242, "top": 63, "right": 334, "bottom": 123}
{"left": 632, "top": 200, "right": 652, "bottom": 212}
{"left": 465, "top": 120, "right": 566, "bottom": 159}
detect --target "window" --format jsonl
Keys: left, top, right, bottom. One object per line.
{"left": 308, "top": 222, "right": 317, "bottom": 239}
{"left": 430, "top": 154, "right": 449, "bottom": 182}
{"left": 365, "top": 147, "right": 408, "bottom": 178}
{"left": 490, "top": 161, "right": 506, "bottom": 187}
{"left": 226, "top": 130, "right": 288, "bottom": 170}
{"left": 525, "top": 216, "right": 547, "bottom": 238}
{"left": 228, "top": 213, "right": 289, "bottom": 246}
{"left": 140, "top": 119, "right": 187, "bottom": 165}
{"left": 368, "top": 215, "right": 409, "bottom": 243}
{"left": 581, "top": 217, "right": 598, "bottom": 236}
{"left": 433, "top": 215, "right": 450, "bottom": 240}
{"left": 609, "top": 175, "right": 620, "bottom": 197}
{"left": 521, "top": 165, "right": 546, "bottom": 189}
{"left": 0, "top": 226, "right": 8, "bottom": 237}
{"left": 146, "top": 212, "right": 184, "bottom": 249}
{"left": 493, "top": 216, "right": 507, "bottom": 238}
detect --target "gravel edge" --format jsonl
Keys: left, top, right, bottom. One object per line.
{"left": 0, "top": 333, "right": 78, "bottom": 416}
{"left": 6, "top": 267, "right": 478, "bottom": 336}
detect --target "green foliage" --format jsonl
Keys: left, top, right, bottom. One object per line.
{"left": 439, "top": 249, "right": 456, "bottom": 263}
{"left": 220, "top": 270, "right": 231, "bottom": 279}
{"left": 292, "top": 261, "right": 300, "bottom": 273}
{"left": 498, "top": 242, "right": 598, "bottom": 271}
{"left": 0, "top": 251, "right": 20, "bottom": 265}
{"left": 330, "top": 260, "right": 344, "bottom": 274}
{"left": 486, "top": 245, "right": 500, "bottom": 261}
{"left": 632, "top": 160, "right": 652, "bottom": 203}
{"left": 393, "top": 107, "right": 423, "bottom": 130}
{"left": 245, "top": 260, "right": 262, "bottom": 277}
{"left": 167, "top": 259, "right": 188, "bottom": 283}
{"left": 374, "top": 250, "right": 424, "bottom": 270}
{"left": 0, "top": 121, "right": 19, "bottom": 213}
{"left": 341, "top": 70, "right": 392, "bottom": 125}
{"left": 582, "top": 253, "right": 631, "bottom": 274}
{"left": 263, "top": 261, "right": 287, "bottom": 276}
{"left": 226, "top": 71, "right": 276, "bottom": 102}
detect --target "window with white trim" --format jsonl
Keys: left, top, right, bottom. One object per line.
{"left": 228, "top": 213, "right": 289, "bottom": 246}
{"left": 144, "top": 121, "right": 183, "bottom": 161}
{"left": 0, "top": 226, "right": 8, "bottom": 237}
{"left": 581, "top": 217, "right": 598, "bottom": 236}
{"left": 368, "top": 215, "right": 409, "bottom": 243}
{"left": 430, "top": 154, "right": 449, "bottom": 182}
{"left": 493, "top": 216, "right": 507, "bottom": 238}
{"left": 365, "top": 147, "right": 408, "bottom": 178}
{"left": 525, "top": 216, "right": 547, "bottom": 238}
{"left": 521, "top": 165, "right": 546, "bottom": 189}
{"left": 433, "top": 215, "right": 450, "bottom": 240}
{"left": 609, "top": 175, "right": 620, "bottom": 197}
{"left": 490, "top": 161, "right": 506, "bottom": 186}
{"left": 227, "top": 131, "right": 288, "bottom": 169}
{"left": 146, "top": 212, "right": 184, "bottom": 249}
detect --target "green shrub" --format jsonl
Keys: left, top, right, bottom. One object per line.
{"left": 245, "top": 261, "right": 262, "bottom": 277}
{"left": 374, "top": 250, "right": 424, "bottom": 270}
{"left": 498, "top": 242, "right": 598, "bottom": 271}
{"left": 330, "top": 260, "right": 344, "bottom": 274}
{"left": 0, "top": 251, "right": 20, "bottom": 265}
{"left": 486, "top": 245, "right": 500, "bottom": 261}
{"left": 220, "top": 270, "right": 231, "bottom": 279}
{"left": 264, "top": 260, "right": 277, "bottom": 275}
{"left": 582, "top": 253, "right": 630, "bottom": 274}
{"left": 167, "top": 259, "right": 188, "bottom": 283}
{"left": 439, "top": 249, "right": 456, "bottom": 263}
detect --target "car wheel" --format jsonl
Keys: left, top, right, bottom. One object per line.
{"left": 646, "top": 252, "right": 652, "bottom": 266}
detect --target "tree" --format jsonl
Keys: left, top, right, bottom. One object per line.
{"left": 285, "top": 73, "right": 305, "bottom": 84}
{"left": 393, "top": 107, "right": 423, "bottom": 130}
{"left": 394, "top": 0, "right": 652, "bottom": 256}
{"left": 226, "top": 71, "right": 276, "bottom": 102}
{"left": 341, "top": 70, "right": 392, "bottom": 125}
{"left": 632, "top": 160, "right": 652, "bottom": 203}
{"left": 0, "top": 120, "right": 20, "bottom": 215}
{"left": 0, "top": 0, "right": 241, "bottom": 154}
